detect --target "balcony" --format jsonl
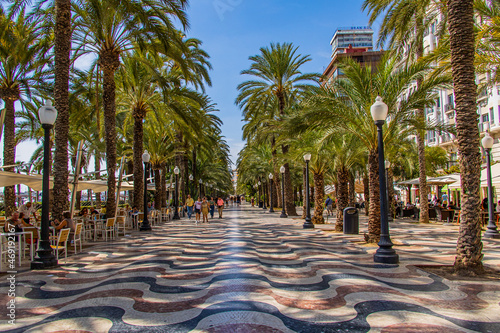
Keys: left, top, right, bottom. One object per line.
{"left": 445, "top": 103, "right": 455, "bottom": 112}
{"left": 478, "top": 88, "right": 488, "bottom": 101}
{"left": 479, "top": 122, "right": 490, "bottom": 133}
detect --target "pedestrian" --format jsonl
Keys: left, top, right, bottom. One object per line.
{"left": 19, "top": 201, "right": 37, "bottom": 224}
{"left": 251, "top": 197, "right": 255, "bottom": 207}
{"left": 194, "top": 197, "right": 202, "bottom": 224}
{"left": 325, "top": 196, "right": 333, "bottom": 216}
{"left": 185, "top": 195, "right": 194, "bottom": 219}
{"left": 201, "top": 197, "right": 210, "bottom": 223}
{"left": 217, "top": 197, "right": 224, "bottom": 218}
{"left": 209, "top": 196, "right": 215, "bottom": 218}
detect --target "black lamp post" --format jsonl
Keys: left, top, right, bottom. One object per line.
{"left": 32, "top": 101, "right": 58, "bottom": 269}
{"left": 303, "top": 153, "right": 314, "bottom": 229}
{"left": 280, "top": 165, "right": 287, "bottom": 218}
{"left": 258, "top": 181, "right": 262, "bottom": 208}
{"left": 269, "top": 173, "right": 275, "bottom": 213}
{"left": 173, "top": 166, "right": 180, "bottom": 220}
{"left": 372, "top": 96, "right": 399, "bottom": 264}
{"left": 262, "top": 180, "right": 267, "bottom": 209}
{"left": 385, "top": 160, "right": 393, "bottom": 222}
{"left": 483, "top": 132, "right": 500, "bottom": 238}
{"left": 140, "top": 151, "right": 152, "bottom": 231}
{"left": 189, "top": 174, "right": 194, "bottom": 196}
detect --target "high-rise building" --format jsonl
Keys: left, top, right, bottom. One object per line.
{"left": 330, "top": 26, "right": 374, "bottom": 57}
{"left": 322, "top": 26, "right": 383, "bottom": 85}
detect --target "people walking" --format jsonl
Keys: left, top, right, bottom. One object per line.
{"left": 194, "top": 197, "right": 202, "bottom": 224}
{"left": 201, "top": 197, "right": 210, "bottom": 223}
{"left": 209, "top": 197, "right": 215, "bottom": 219}
{"left": 217, "top": 197, "right": 224, "bottom": 218}
{"left": 185, "top": 195, "right": 194, "bottom": 219}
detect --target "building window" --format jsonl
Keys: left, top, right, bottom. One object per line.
{"left": 490, "top": 107, "right": 495, "bottom": 125}
{"left": 436, "top": 97, "right": 440, "bottom": 108}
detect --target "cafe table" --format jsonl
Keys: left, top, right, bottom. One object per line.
{"left": 0, "top": 230, "right": 34, "bottom": 268}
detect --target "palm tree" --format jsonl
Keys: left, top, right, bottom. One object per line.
{"left": 236, "top": 42, "right": 319, "bottom": 216}
{"left": 0, "top": 7, "right": 50, "bottom": 215}
{"left": 362, "top": 0, "right": 447, "bottom": 224}
{"left": 448, "top": 0, "right": 484, "bottom": 275}
{"left": 72, "top": 0, "right": 188, "bottom": 217}
{"left": 299, "top": 55, "right": 448, "bottom": 242}
{"left": 116, "top": 51, "right": 162, "bottom": 211}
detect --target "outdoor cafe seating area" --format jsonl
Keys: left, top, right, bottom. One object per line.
{"left": 0, "top": 207, "right": 173, "bottom": 272}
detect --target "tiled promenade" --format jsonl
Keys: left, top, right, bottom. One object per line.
{"left": 1, "top": 204, "right": 500, "bottom": 332}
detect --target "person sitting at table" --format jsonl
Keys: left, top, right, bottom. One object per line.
{"left": 51, "top": 212, "right": 76, "bottom": 232}
{"left": 3, "top": 211, "right": 30, "bottom": 241}
{"left": 79, "top": 207, "right": 89, "bottom": 218}
{"left": 130, "top": 206, "right": 139, "bottom": 228}
{"left": 89, "top": 207, "right": 99, "bottom": 215}
{"left": 448, "top": 201, "right": 458, "bottom": 210}
{"left": 482, "top": 197, "right": 488, "bottom": 210}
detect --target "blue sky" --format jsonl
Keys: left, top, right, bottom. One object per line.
{"left": 185, "top": 0, "right": 379, "bottom": 165}
{"left": 3, "top": 0, "right": 380, "bottom": 167}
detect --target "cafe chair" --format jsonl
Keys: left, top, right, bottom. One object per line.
{"left": 99, "top": 218, "right": 116, "bottom": 241}
{"left": 452, "top": 211, "right": 460, "bottom": 224}
{"left": 22, "top": 226, "right": 38, "bottom": 260}
{"left": 73, "top": 223, "right": 83, "bottom": 253}
{"left": 51, "top": 228, "right": 71, "bottom": 263}
{"left": 115, "top": 216, "right": 126, "bottom": 236}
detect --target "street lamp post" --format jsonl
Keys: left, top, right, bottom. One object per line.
{"left": 269, "top": 173, "right": 274, "bottom": 213}
{"left": 189, "top": 174, "right": 194, "bottom": 196}
{"left": 140, "top": 151, "right": 152, "bottom": 231}
{"left": 280, "top": 166, "right": 287, "bottom": 218}
{"left": 483, "top": 132, "right": 500, "bottom": 238}
{"left": 198, "top": 179, "right": 202, "bottom": 198}
{"left": 173, "top": 166, "right": 180, "bottom": 220}
{"left": 31, "top": 101, "right": 58, "bottom": 269}
{"left": 385, "top": 160, "right": 393, "bottom": 222}
{"left": 258, "top": 181, "right": 262, "bottom": 208}
{"left": 262, "top": 179, "right": 267, "bottom": 209}
{"left": 303, "top": 153, "right": 314, "bottom": 228}
{"left": 372, "top": 96, "right": 399, "bottom": 264}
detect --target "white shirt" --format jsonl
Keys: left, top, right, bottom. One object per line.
{"left": 19, "top": 204, "right": 36, "bottom": 218}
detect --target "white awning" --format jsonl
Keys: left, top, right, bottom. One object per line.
{"left": 0, "top": 171, "right": 156, "bottom": 192}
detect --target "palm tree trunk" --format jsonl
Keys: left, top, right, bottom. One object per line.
{"left": 417, "top": 129, "right": 429, "bottom": 223}
{"left": 336, "top": 168, "right": 349, "bottom": 232}
{"left": 182, "top": 146, "right": 188, "bottom": 202}
{"left": 100, "top": 51, "right": 120, "bottom": 218}
{"left": 52, "top": 0, "right": 72, "bottom": 221}
{"left": 2, "top": 98, "right": 16, "bottom": 216}
{"left": 367, "top": 150, "right": 381, "bottom": 243}
{"left": 363, "top": 174, "right": 369, "bottom": 216}
{"left": 312, "top": 172, "right": 325, "bottom": 224}
{"left": 133, "top": 115, "right": 144, "bottom": 211}
{"left": 154, "top": 167, "right": 162, "bottom": 209}
{"left": 388, "top": 168, "right": 395, "bottom": 218}
{"left": 161, "top": 164, "right": 167, "bottom": 207}
{"left": 449, "top": 0, "right": 484, "bottom": 275}
{"left": 76, "top": 191, "right": 81, "bottom": 210}
{"left": 283, "top": 160, "right": 297, "bottom": 216}
{"left": 95, "top": 155, "right": 102, "bottom": 208}
{"left": 271, "top": 137, "right": 281, "bottom": 207}
{"left": 348, "top": 171, "right": 355, "bottom": 206}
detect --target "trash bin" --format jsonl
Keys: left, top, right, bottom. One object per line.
{"left": 343, "top": 207, "right": 359, "bottom": 234}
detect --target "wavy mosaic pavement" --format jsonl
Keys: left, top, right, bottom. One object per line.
{"left": 1, "top": 205, "right": 500, "bottom": 332}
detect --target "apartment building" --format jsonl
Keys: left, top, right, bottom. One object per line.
{"left": 422, "top": 13, "right": 500, "bottom": 165}
{"left": 322, "top": 26, "right": 384, "bottom": 85}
